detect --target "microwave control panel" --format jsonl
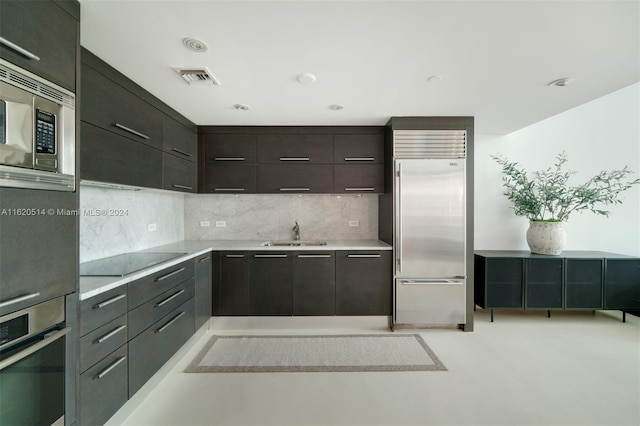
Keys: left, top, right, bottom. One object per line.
{"left": 35, "top": 109, "right": 56, "bottom": 154}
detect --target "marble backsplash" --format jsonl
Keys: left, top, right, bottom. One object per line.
{"left": 184, "top": 194, "right": 378, "bottom": 241}
{"left": 79, "top": 184, "right": 185, "bottom": 262}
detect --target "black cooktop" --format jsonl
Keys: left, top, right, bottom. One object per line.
{"left": 80, "top": 252, "right": 186, "bottom": 277}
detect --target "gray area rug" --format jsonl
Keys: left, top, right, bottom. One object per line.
{"left": 185, "top": 334, "right": 447, "bottom": 373}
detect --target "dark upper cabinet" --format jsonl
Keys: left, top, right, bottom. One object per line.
{"left": 333, "top": 134, "right": 384, "bottom": 163}
{"left": 81, "top": 122, "right": 162, "bottom": 189}
{"left": 474, "top": 256, "right": 523, "bottom": 309}
{"left": 203, "top": 134, "right": 257, "bottom": 163}
{"left": 335, "top": 251, "right": 392, "bottom": 315}
{"left": 163, "top": 116, "right": 197, "bottom": 161}
{"left": 565, "top": 259, "right": 603, "bottom": 309}
{"left": 220, "top": 252, "right": 251, "bottom": 315}
{"left": 257, "top": 134, "right": 333, "bottom": 164}
{"left": 163, "top": 153, "right": 196, "bottom": 193}
{"left": 604, "top": 259, "right": 640, "bottom": 310}
{"left": 257, "top": 164, "right": 333, "bottom": 193}
{"left": 250, "top": 252, "right": 293, "bottom": 315}
{"left": 195, "top": 253, "right": 213, "bottom": 330}
{"left": 204, "top": 164, "right": 257, "bottom": 193}
{"left": 293, "top": 252, "right": 336, "bottom": 315}
{"left": 333, "top": 164, "right": 384, "bottom": 193}
{"left": 526, "top": 258, "right": 563, "bottom": 309}
{"left": 81, "top": 64, "right": 163, "bottom": 149}
{"left": 0, "top": 0, "right": 78, "bottom": 92}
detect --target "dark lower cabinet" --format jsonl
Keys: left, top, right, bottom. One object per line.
{"left": 336, "top": 251, "right": 392, "bottom": 315}
{"left": 195, "top": 252, "right": 213, "bottom": 329}
{"left": 220, "top": 252, "right": 251, "bottom": 315}
{"left": 293, "top": 252, "right": 336, "bottom": 315}
{"left": 211, "top": 252, "right": 221, "bottom": 316}
{"left": 475, "top": 256, "right": 523, "bottom": 309}
{"left": 250, "top": 253, "right": 293, "bottom": 315}
{"left": 526, "top": 258, "right": 563, "bottom": 309}
{"left": 605, "top": 259, "right": 640, "bottom": 310}
{"left": 566, "top": 259, "right": 603, "bottom": 309}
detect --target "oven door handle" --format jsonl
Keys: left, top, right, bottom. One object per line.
{"left": 0, "top": 327, "right": 70, "bottom": 372}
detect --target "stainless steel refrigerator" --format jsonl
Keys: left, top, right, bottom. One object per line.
{"left": 393, "top": 130, "right": 467, "bottom": 328}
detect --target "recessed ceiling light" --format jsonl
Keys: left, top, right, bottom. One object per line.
{"left": 234, "top": 104, "right": 250, "bottom": 111}
{"left": 548, "top": 78, "right": 572, "bottom": 87}
{"left": 329, "top": 104, "right": 344, "bottom": 111}
{"left": 296, "top": 73, "right": 317, "bottom": 84}
{"left": 183, "top": 37, "right": 208, "bottom": 52}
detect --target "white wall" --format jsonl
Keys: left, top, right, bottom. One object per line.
{"left": 475, "top": 83, "right": 640, "bottom": 256}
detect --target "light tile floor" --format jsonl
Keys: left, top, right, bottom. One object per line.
{"left": 112, "top": 310, "right": 640, "bottom": 426}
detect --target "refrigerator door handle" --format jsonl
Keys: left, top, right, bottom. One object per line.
{"left": 402, "top": 279, "right": 465, "bottom": 285}
{"left": 395, "top": 162, "right": 402, "bottom": 274}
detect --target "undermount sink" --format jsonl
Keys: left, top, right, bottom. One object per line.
{"left": 261, "top": 241, "right": 328, "bottom": 247}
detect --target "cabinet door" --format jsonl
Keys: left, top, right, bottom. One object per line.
{"left": 81, "top": 122, "right": 162, "bottom": 189}
{"left": 336, "top": 251, "right": 392, "bottom": 315}
{"left": 333, "top": 134, "right": 384, "bottom": 163}
{"left": 211, "top": 252, "right": 221, "bottom": 316}
{"left": 128, "top": 260, "right": 194, "bottom": 309}
{"left": 79, "top": 315, "right": 128, "bottom": 374}
{"left": 0, "top": 0, "right": 77, "bottom": 91}
{"left": 81, "top": 64, "right": 163, "bottom": 149}
{"left": 203, "top": 133, "right": 256, "bottom": 163}
{"left": 163, "top": 117, "right": 196, "bottom": 161}
{"left": 565, "top": 259, "right": 603, "bottom": 309}
{"left": 257, "top": 164, "right": 333, "bottom": 193}
{"left": 257, "top": 134, "right": 333, "bottom": 163}
{"left": 195, "top": 253, "right": 213, "bottom": 329}
{"left": 604, "top": 259, "right": 640, "bottom": 310}
{"left": 485, "top": 258, "right": 523, "bottom": 308}
{"left": 526, "top": 259, "right": 563, "bottom": 309}
{"left": 163, "top": 153, "right": 196, "bottom": 193}
{"left": 220, "top": 252, "right": 251, "bottom": 315}
{"left": 204, "top": 164, "right": 256, "bottom": 193}
{"left": 250, "top": 252, "right": 293, "bottom": 315}
{"left": 79, "top": 286, "right": 128, "bottom": 337}
{"left": 333, "top": 164, "right": 384, "bottom": 193}
{"left": 293, "top": 252, "right": 336, "bottom": 315}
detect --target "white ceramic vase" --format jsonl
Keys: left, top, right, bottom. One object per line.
{"left": 526, "top": 220, "right": 566, "bottom": 255}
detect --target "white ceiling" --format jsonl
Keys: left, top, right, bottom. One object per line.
{"left": 79, "top": 0, "right": 639, "bottom": 135}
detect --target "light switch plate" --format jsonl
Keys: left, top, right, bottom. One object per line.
{"left": 349, "top": 220, "right": 359, "bottom": 227}
{"left": 215, "top": 221, "right": 226, "bottom": 227}
{"left": 200, "top": 221, "right": 210, "bottom": 227}
{"left": 148, "top": 223, "right": 157, "bottom": 232}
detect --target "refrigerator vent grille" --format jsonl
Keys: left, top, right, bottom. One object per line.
{"left": 393, "top": 130, "right": 466, "bottom": 159}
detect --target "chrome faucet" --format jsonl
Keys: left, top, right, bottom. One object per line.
{"left": 292, "top": 221, "right": 300, "bottom": 241}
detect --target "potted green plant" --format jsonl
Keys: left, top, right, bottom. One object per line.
{"left": 491, "top": 152, "right": 639, "bottom": 255}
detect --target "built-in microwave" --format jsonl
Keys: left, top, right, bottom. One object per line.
{"left": 0, "top": 58, "right": 75, "bottom": 191}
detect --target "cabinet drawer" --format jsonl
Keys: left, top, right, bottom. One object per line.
{"left": 128, "top": 260, "right": 195, "bottom": 309}
{"left": 257, "top": 164, "right": 333, "bottom": 193}
{"left": 204, "top": 134, "right": 256, "bottom": 163}
{"left": 333, "top": 164, "right": 384, "bottom": 193}
{"left": 128, "top": 279, "right": 194, "bottom": 339}
{"left": 81, "top": 122, "right": 163, "bottom": 189}
{"left": 163, "top": 152, "right": 196, "bottom": 193}
{"left": 257, "top": 134, "right": 333, "bottom": 163}
{"left": 204, "top": 164, "right": 256, "bottom": 193}
{"left": 128, "top": 299, "right": 195, "bottom": 397}
{"left": 163, "top": 117, "right": 196, "bottom": 161}
{"left": 79, "top": 286, "right": 128, "bottom": 337}
{"left": 81, "top": 64, "right": 163, "bottom": 149}
{"left": 333, "top": 134, "right": 384, "bottom": 163}
{"left": 79, "top": 314, "right": 128, "bottom": 373}
{"left": 79, "top": 344, "right": 128, "bottom": 426}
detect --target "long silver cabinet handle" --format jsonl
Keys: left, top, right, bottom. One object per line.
{"left": 113, "top": 123, "right": 150, "bottom": 140}
{"left": 225, "top": 254, "right": 245, "bottom": 258}
{"left": 254, "top": 254, "right": 288, "bottom": 258}
{"left": 280, "top": 157, "right": 309, "bottom": 161}
{"left": 96, "top": 325, "right": 127, "bottom": 344}
{"left": 172, "top": 184, "right": 193, "bottom": 190}
{"left": 96, "top": 356, "right": 127, "bottom": 379}
{"left": 0, "top": 37, "right": 40, "bottom": 61}
{"left": 344, "top": 157, "right": 375, "bottom": 161}
{"left": 0, "top": 327, "right": 70, "bottom": 371}
{"left": 214, "top": 157, "right": 245, "bottom": 161}
{"left": 214, "top": 188, "right": 246, "bottom": 192}
{"left": 155, "top": 267, "right": 186, "bottom": 282}
{"left": 94, "top": 294, "right": 126, "bottom": 309}
{"left": 198, "top": 256, "right": 210, "bottom": 263}
{"left": 344, "top": 188, "right": 375, "bottom": 191}
{"left": 347, "top": 254, "right": 381, "bottom": 258}
{"left": 396, "top": 163, "right": 402, "bottom": 274}
{"left": 280, "top": 188, "right": 310, "bottom": 191}
{"left": 156, "top": 311, "right": 185, "bottom": 333}
{"left": 155, "top": 289, "right": 186, "bottom": 308}
{"left": 402, "top": 279, "right": 464, "bottom": 285}
{"left": 171, "top": 147, "right": 192, "bottom": 157}
{"left": 297, "top": 254, "right": 332, "bottom": 258}
{"left": 0, "top": 293, "right": 40, "bottom": 309}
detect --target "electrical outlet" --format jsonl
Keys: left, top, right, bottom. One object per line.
{"left": 215, "top": 220, "right": 226, "bottom": 228}
{"left": 349, "top": 220, "right": 359, "bottom": 227}
{"left": 148, "top": 223, "right": 157, "bottom": 232}
{"left": 200, "top": 221, "right": 210, "bottom": 227}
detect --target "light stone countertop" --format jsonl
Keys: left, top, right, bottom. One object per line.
{"left": 79, "top": 239, "right": 391, "bottom": 300}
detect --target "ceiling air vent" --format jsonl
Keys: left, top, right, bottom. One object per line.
{"left": 173, "top": 67, "right": 221, "bottom": 85}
